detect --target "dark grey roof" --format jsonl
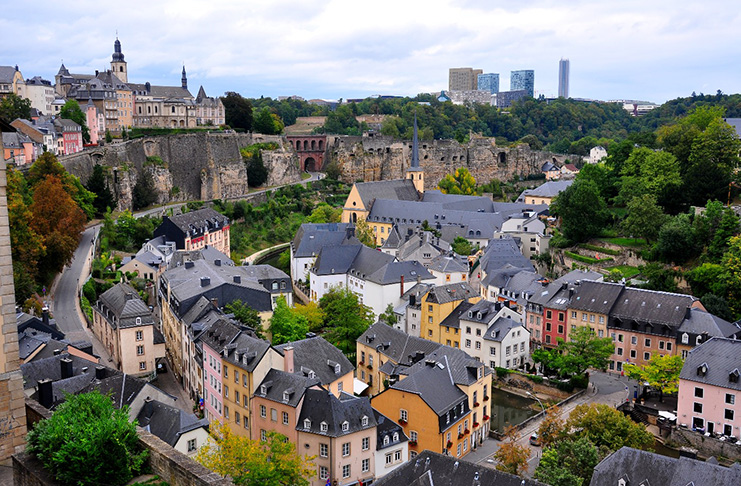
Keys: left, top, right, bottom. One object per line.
{"left": 402, "top": 345, "right": 488, "bottom": 387}
{"left": 136, "top": 399, "right": 209, "bottom": 447}
{"left": 554, "top": 269, "right": 603, "bottom": 284}
{"left": 589, "top": 446, "right": 741, "bottom": 486}
{"left": 459, "top": 300, "right": 514, "bottom": 326}
{"left": 354, "top": 179, "right": 420, "bottom": 208}
{"left": 428, "top": 254, "right": 468, "bottom": 273}
{"left": 479, "top": 237, "right": 534, "bottom": 275}
{"left": 358, "top": 322, "right": 441, "bottom": 366}
{"left": 200, "top": 318, "right": 241, "bottom": 355}
{"left": 97, "top": 283, "right": 154, "bottom": 329}
{"left": 17, "top": 311, "right": 64, "bottom": 340}
{"left": 0, "top": 66, "right": 18, "bottom": 83}
{"left": 611, "top": 287, "right": 697, "bottom": 327}
{"left": 167, "top": 246, "right": 234, "bottom": 269}
{"left": 296, "top": 389, "right": 376, "bottom": 437}
{"left": 311, "top": 244, "right": 363, "bottom": 275}
{"left": 128, "top": 82, "right": 193, "bottom": 99}
{"left": 679, "top": 337, "right": 741, "bottom": 392}
{"left": 221, "top": 332, "right": 272, "bottom": 373}
{"left": 166, "top": 208, "right": 229, "bottom": 234}
{"left": 518, "top": 179, "right": 573, "bottom": 200}
{"left": 18, "top": 331, "right": 47, "bottom": 360}
{"left": 481, "top": 263, "right": 525, "bottom": 289}
{"left": 678, "top": 308, "right": 741, "bottom": 338}
{"left": 20, "top": 353, "right": 102, "bottom": 390}
{"left": 390, "top": 355, "right": 468, "bottom": 417}
{"left": 375, "top": 450, "right": 547, "bottom": 486}
{"left": 365, "top": 259, "right": 434, "bottom": 286}
{"left": 569, "top": 280, "right": 624, "bottom": 315}
{"left": 425, "top": 282, "right": 477, "bottom": 305}
{"left": 484, "top": 316, "right": 523, "bottom": 343}
{"left": 374, "top": 409, "right": 409, "bottom": 451}
{"left": 275, "top": 336, "right": 354, "bottom": 386}
{"left": 540, "top": 161, "right": 558, "bottom": 172}
{"left": 254, "top": 368, "right": 321, "bottom": 407}
{"left": 291, "top": 223, "right": 355, "bottom": 258}
{"left": 439, "top": 301, "right": 474, "bottom": 330}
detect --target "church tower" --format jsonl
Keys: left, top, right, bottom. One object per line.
{"left": 405, "top": 113, "right": 424, "bottom": 193}
{"left": 111, "top": 37, "right": 127, "bottom": 83}
{"left": 181, "top": 66, "right": 188, "bottom": 90}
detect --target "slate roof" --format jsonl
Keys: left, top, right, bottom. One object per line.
{"left": 136, "top": 399, "right": 209, "bottom": 447}
{"left": 167, "top": 246, "right": 234, "bottom": 269}
{"left": 0, "top": 66, "right": 18, "bottom": 83}
{"left": 481, "top": 263, "right": 526, "bottom": 289}
{"left": 17, "top": 312, "right": 64, "bottom": 340}
{"left": 374, "top": 450, "right": 547, "bottom": 486}
{"left": 275, "top": 336, "right": 354, "bottom": 386}
{"left": 479, "top": 237, "right": 534, "bottom": 275}
{"left": 291, "top": 223, "right": 355, "bottom": 258}
{"left": 128, "top": 83, "right": 193, "bottom": 99}
{"left": 518, "top": 179, "right": 574, "bottom": 200}
{"left": 484, "top": 317, "right": 523, "bottom": 343}
{"left": 428, "top": 254, "right": 468, "bottom": 274}
{"left": 358, "top": 322, "right": 441, "bottom": 366}
{"left": 166, "top": 208, "right": 229, "bottom": 234}
{"left": 425, "top": 282, "right": 477, "bottom": 305}
{"left": 254, "top": 368, "right": 321, "bottom": 407}
{"left": 354, "top": 179, "right": 420, "bottom": 209}
{"left": 221, "top": 332, "right": 272, "bottom": 373}
{"left": 439, "top": 301, "right": 475, "bottom": 330}
{"left": 374, "top": 409, "right": 409, "bottom": 451}
{"left": 610, "top": 287, "right": 697, "bottom": 327}
{"left": 312, "top": 244, "right": 364, "bottom": 275}
{"left": 677, "top": 308, "right": 741, "bottom": 338}
{"left": 402, "top": 345, "right": 489, "bottom": 387}
{"left": 459, "top": 299, "right": 513, "bottom": 326}
{"left": 20, "top": 353, "right": 101, "bottom": 390}
{"left": 390, "top": 355, "right": 468, "bottom": 416}
{"left": 589, "top": 446, "right": 741, "bottom": 486}
{"left": 500, "top": 270, "right": 546, "bottom": 306}
{"left": 679, "top": 337, "right": 741, "bottom": 392}
{"left": 200, "top": 318, "right": 241, "bottom": 354}
{"left": 296, "top": 389, "right": 376, "bottom": 438}
{"left": 365, "top": 259, "right": 434, "bottom": 286}
{"left": 568, "top": 280, "right": 624, "bottom": 315}
{"left": 18, "top": 330, "right": 48, "bottom": 360}
{"left": 97, "top": 283, "right": 155, "bottom": 329}
{"left": 554, "top": 269, "right": 603, "bottom": 284}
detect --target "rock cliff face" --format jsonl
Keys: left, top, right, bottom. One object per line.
{"left": 59, "top": 133, "right": 301, "bottom": 210}
{"left": 327, "top": 134, "right": 578, "bottom": 187}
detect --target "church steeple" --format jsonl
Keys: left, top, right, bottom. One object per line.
{"left": 181, "top": 65, "right": 187, "bottom": 90}
{"left": 110, "top": 36, "right": 128, "bottom": 83}
{"left": 405, "top": 112, "right": 424, "bottom": 194}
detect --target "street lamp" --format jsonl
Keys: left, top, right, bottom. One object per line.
{"left": 526, "top": 391, "right": 545, "bottom": 413}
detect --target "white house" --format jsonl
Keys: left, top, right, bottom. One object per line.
{"left": 290, "top": 223, "right": 355, "bottom": 283}
{"left": 457, "top": 300, "right": 529, "bottom": 369}
{"left": 427, "top": 254, "right": 469, "bottom": 286}
{"left": 373, "top": 410, "right": 410, "bottom": 478}
{"left": 589, "top": 146, "right": 607, "bottom": 164}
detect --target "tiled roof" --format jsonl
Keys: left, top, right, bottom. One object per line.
{"left": 679, "top": 337, "right": 741, "bottom": 392}
{"left": 402, "top": 345, "right": 488, "bottom": 387}
{"left": 374, "top": 409, "right": 408, "bottom": 451}
{"left": 677, "top": 308, "right": 741, "bottom": 338}
{"left": 354, "top": 179, "right": 420, "bottom": 208}
{"left": 254, "top": 368, "right": 320, "bottom": 407}
{"left": 428, "top": 254, "right": 468, "bottom": 273}
{"left": 137, "top": 399, "right": 209, "bottom": 447}
{"left": 425, "top": 282, "right": 477, "bottom": 305}
{"left": 97, "top": 283, "right": 155, "bottom": 329}
{"left": 297, "top": 390, "right": 376, "bottom": 438}
{"left": 275, "top": 336, "right": 353, "bottom": 386}
{"left": 221, "top": 332, "right": 272, "bottom": 373}
{"left": 358, "top": 322, "right": 441, "bottom": 366}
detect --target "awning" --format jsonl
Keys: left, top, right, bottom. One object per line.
{"left": 353, "top": 377, "right": 369, "bottom": 395}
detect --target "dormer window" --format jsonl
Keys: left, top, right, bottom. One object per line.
{"left": 393, "top": 432, "right": 399, "bottom": 441}
{"left": 335, "top": 364, "right": 341, "bottom": 374}
{"left": 468, "top": 311, "right": 473, "bottom": 318}
{"left": 308, "top": 370, "right": 315, "bottom": 379}
{"left": 320, "top": 421, "right": 328, "bottom": 432}
{"left": 682, "top": 333, "right": 689, "bottom": 344}
{"left": 342, "top": 421, "right": 349, "bottom": 432}
{"left": 696, "top": 335, "right": 702, "bottom": 345}
{"left": 361, "top": 415, "right": 369, "bottom": 426}
{"left": 383, "top": 435, "right": 389, "bottom": 445}
{"left": 697, "top": 363, "right": 708, "bottom": 377}
{"left": 730, "top": 369, "right": 740, "bottom": 383}
{"left": 283, "top": 391, "right": 290, "bottom": 402}
{"left": 260, "top": 385, "right": 267, "bottom": 395}
{"left": 477, "top": 312, "right": 482, "bottom": 320}
{"left": 304, "top": 418, "right": 311, "bottom": 429}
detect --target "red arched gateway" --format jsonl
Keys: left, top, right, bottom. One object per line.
{"left": 286, "top": 135, "right": 327, "bottom": 172}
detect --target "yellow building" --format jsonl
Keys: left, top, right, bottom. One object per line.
{"left": 565, "top": 280, "right": 624, "bottom": 341}
{"left": 420, "top": 283, "right": 479, "bottom": 347}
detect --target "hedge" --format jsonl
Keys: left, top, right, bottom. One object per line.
{"left": 579, "top": 243, "right": 621, "bottom": 256}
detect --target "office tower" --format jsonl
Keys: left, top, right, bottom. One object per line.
{"left": 449, "top": 68, "right": 481, "bottom": 91}
{"left": 477, "top": 73, "right": 500, "bottom": 94}
{"left": 510, "top": 70, "right": 535, "bottom": 98}
{"left": 558, "top": 58, "right": 570, "bottom": 98}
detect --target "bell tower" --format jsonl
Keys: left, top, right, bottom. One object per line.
{"left": 405, "top": 113, "right": 424, "bottom": 194}
{"left": 111, "top": 37, "right": 128, "bottom": 83}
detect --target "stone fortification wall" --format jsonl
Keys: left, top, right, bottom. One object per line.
{"left": 59, "top": 133, "right": 301, "bottom": 211}
{"left": 328, "top": 134, "right": 577, "bottom": 187}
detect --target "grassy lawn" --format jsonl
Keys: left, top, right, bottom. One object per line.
{"left": 599, "top": 237, "right": 647, "bottom": 247}
{"left": 605, "top": 265, "right": 641, "bottom": 278}
{"left": 565, "top": 251, "right": 613, "bottom": 265}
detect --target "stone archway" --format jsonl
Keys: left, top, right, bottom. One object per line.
{"left": 304, "top": 157, "right": 317, "bottom": 172}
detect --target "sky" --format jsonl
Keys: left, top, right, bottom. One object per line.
{"left": 2, "top": 0, "right": 740, "bottom": 104}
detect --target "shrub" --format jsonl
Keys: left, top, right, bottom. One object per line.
{"left": 27, "top": 391, "right": 148, "bottom": 486}
{"left": 564, "top": 251, "right": 613, "bottom": 265}
{"left": 495, "top": 367, "right": 511, "bottom": 378}
{"left": 579, "top": 243, "right": 621, "bottom": 256}
{"left": 570, "top": 374, "right": 589, "bottom": 390}
{"left": 527, "top": 374, "right": 544, "bottom": 384}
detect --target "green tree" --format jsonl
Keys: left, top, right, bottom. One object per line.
{"left": 684, "top": 117, "right": 741, "bottom": 205}
{"left": 622, "top": 195, "right": 668, "bottom": 244}
{"left": 226, "top": 299, "right": 264, "bottom": 338}
{"left": 59, "top": 99, "right": 90, "bottom": 143}
{"left": 706, "top": 206, "right": 740, "bottom": 262}
{"left": 221, "top": 91, "right": 253, "bottom": 131}
{"left": 618, "top": 148, "right": 681, "bottom": 207}
{"left": 132, "top": 170, "right": 158, "bottom": 210}
{"left": 721, "top": 235, "right": 741, "bottom": 316}
{"left": 636, "top": 262, "right": 678, "bottom": 292}
{"left": 655, "top": 213, "right": 698, "bottom": 264}
{"left": 196, "top": 422, "right": 314, "bottom": 486}
{"left": 319, "top": 286, "right": 374, "bottom": 356}
{"left": 536, "top": 406, "right": 566, "bottom": 448}
{"left": 379, "top": 303, "right": 398, "bottom": 326}
{"left": 254, "top": 107, "right": 281, "bottom": 135}
{"left": 86, "top": 164, "right": 117, "bottom": 216}
{"left": 307, "top": 203, "right": 342, "bottom": 223}
{"left": 535, "top": 436, "right": 599, "bottom": 486}
{"left": 292, "top": 302, "right": 324, "bottom": 332}
{"left": 700, "top": 293, "right": 734, "bottom": 321}
{"left": 438, "top": 168, "right": 477, "bottom": 195}
{"left": 7, "top": 168, "right": 44, "bottom": 302}
{"left": 624, "top": 354, "right": 684, "bottom": 401}
{"left": 269, "top": 296, "right": 309, "bottom": 345}
{"left": 452, "top": 236, "right": 474, "bottom": 256}
{"left": 321, "top": 105, "right": 362, "bottom": 135}
{"left": 354, "top": 218, "right": 376, "bottom": 247}
{"left": 550, "top": 180, "right": 609, "bottom": 243}
{"left": 493, "top": 426, "right": 531, "bottom": 476}
{"left": 27, "top": 391, "right": 147, "bottom": 486}
{"left": 685, "top": 262, "right": 726, "bottom": 299}
{"left": 105, "top": 129, "right": 113, "bottom": 143}
{"left": 565, "top": 403, "right": 654, "bottom": 452}
{"left": 0, "top": 92, "right": 31, "bottom": 121}
{"left": 534, "top": 326, "right": 614, "bottom": 378}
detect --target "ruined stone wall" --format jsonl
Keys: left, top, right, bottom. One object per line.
{"left": 328, "top": 134, "right": 578, "bottom": 187}
{"left": 59, "top": 133, "right": 301, "bottom": 211}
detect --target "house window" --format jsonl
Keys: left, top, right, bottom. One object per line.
{"left": 666, "top": 342, "right": 672, "bottom": 351}
{"left": 475, "top": 341, "right": 481, "bottom": 350}
{"left": 362, "top": 437, "right": 370, "bottom": 450}
{"left": 546, "top": 310, "right": 552, "bottom": 319}
{"left": 630, "top": 350, "right": 636, "bottom": 359}
{"left": 465, "top": 339, "right": 471, "bottom": 348}
{"left": 693, "top": 402, "right": 703, "bottom": 413}
{"left": 617, "top": 348, "right": 623, "bottom": 356}
{"left": 342, "top": 464, "right": 350, "bottom": 478}
{"left": 224, "top": 366, "right": 228, "bottom": 378}
{"left": 631, "top": 336, "right": 637, "bottom": 345}
{"left": 342, "top": 442, "right": 350, "bottom": 456}
{"left": 224, "top": 386, "right": 229, "bottom": 398}
{"left": 558, "top": 312, "right": 564, "bottom": 322}
{"left": 235, "top": 412, "right": 240, "bottom": 425}
{"left": 319, "top": 466, "right": 328, "bottom": 480}
{"left": 362, "top": 415, "right": 369, "bottom": 426}
{"left": 260, "top": 429, "right": 266, "bottom": 441}
{"left": 321, "top": 422, "right": 328, "bottom": 432}
{"left": 682, "top": 333, "right": 689, "bottom": 344}
{"left": 571, "top": 311, "right": 577, "bottom": 319}
{"left": 136, "top": 345, "right": 144, "bottom": 355}
{"left": 457, "top": 443, "right": 461, "bottom": 456}
{"left": 136, "top": 331, "right": 143, "bottom": 341}
{"left": 224, "top": 406, "right": 229, "bottom": 419}
{"left": 400, "top": 409, "right": 408, "bottom": 422}
{"left": 695, "top": 387, "right": 704, "bottom": 398}
{"left": 235, "top": 391, "right": 240, "bottom": 403}
{"left": 139, "top": 362, "right": 146, "bottom": 370}
{"left": 362, "top": 458, "right": 370, "bottom": 472}
{"left": 320, "top": 443, "right": 328, "bottom": 457}
{"left": 342, "top": 421, "right": 349, "bottom": 432}
{"left": 283, "top": 412, "right": 289, "bottom": 425}
{"left": 187, "top": 439, "right": 197, "bottom": 452}
{"left": 725, "top": 409, "right": 735, "bottom": 420}
{"left": 394, "top": 450, "right": 402, "bottom": 461}
{"left": 582, "top": 313, "right": 587, "bottom": 322}
{"left": 726, "top": 393, "right": 736, "bottom": 405}
{"left": 260, "top": 405, "right": 266, "bottom": 418}
{"left": 645, "top": 338, "right": 651, "bottom": 347}
{"left": 385, "top": 453, "right": 393, "bottom": 465}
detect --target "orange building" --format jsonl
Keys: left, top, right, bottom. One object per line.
{"left": 420, "top": 283, "right": 480, "bottom": 347}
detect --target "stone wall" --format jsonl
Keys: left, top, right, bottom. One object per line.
{"left": 668, "top": 427, "right": 741, "bottom": 461}
{"left": 328, "top": 134, "right": 577, "bottom": 187}
{"left": 59, "top": 133, "right": 301, "bottom": 211}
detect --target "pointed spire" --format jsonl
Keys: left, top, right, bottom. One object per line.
{"left": 181, "top": 65, "right": 187, "bottom": 90}
{"left": 411, "top": 112, "right": 420, "bottom": 169}
{"left": 112, "top": 36, "right": 125, "bottom": 62}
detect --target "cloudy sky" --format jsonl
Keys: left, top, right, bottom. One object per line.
{"left": 2, "top": 0, "right": 738, "bottom": 103}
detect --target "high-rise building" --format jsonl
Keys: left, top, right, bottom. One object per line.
{"left": 558, "top": 59, "right": 569, "bottom": 98}
{"left": 510, "top": 70, "right": 535, "bottom": 98}
{"left": 477, "top": 73, "right": 499, "bottom": 94}
{"left": 449, "top": 68, "right": 482, "bottom": 91}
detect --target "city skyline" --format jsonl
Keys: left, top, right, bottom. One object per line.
{"left": 2, "top": 0, "right": 740, "bottom": 103}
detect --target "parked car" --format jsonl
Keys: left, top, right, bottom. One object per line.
{"left": 529, "top": 433, "right": 541, "bottom": 446}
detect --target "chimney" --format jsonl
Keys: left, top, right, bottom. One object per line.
{"left": 410, "top": 294, "right": 416, "bottom": 306}
{"left": 200, "top": 276, "right": 210, "bottom": 287}
{"left": 38, "top": 379, "right": 53, "bottom": 408}
{"left": 210, "top": 298, "right": 218, "bottom": 308}
{"left": 95, "top": 366, "right": 106, "bottom": 380}
{"left": 284, "top": 346, "right": 294, "bottom": 374}
{"left": 42, "top": 306, "right": 50, "bottom": 326}
{"left": 60, "top": 358, "right": 73, "bottom": 379}
{"left": 53, "top": 349, "right": 61, "bottom": 356}
{"left": 233, "top": 275, "right": 241, "bottom": 284}
{"left": 185, "top": 261, "right": 194, "bottom": 269}
{"left": 400, "top": 275, "right": 405, "bottom": 297}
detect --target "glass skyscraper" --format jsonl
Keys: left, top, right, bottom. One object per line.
{"left": 558, "top": 59, "right": 570, "bottom": 98}
{"left": 477, "top": 73, "right": 499, "bottom": 94}
{"left": 510, "top": 70, "right": 535, "bottom": 98}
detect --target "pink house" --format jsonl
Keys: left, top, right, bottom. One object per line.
{"left": 200, "top": 320, "right": 241, "bottom": 424}
{"left": 677, "top": 337, "right": 740, "bottom": 438}
{"left": 54, "top": 118, "right": 82, "bottom": 155}
{"left": 85, "top": 99, "right": 101, "bottom": 145}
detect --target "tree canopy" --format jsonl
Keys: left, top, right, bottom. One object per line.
{"left": 222, "top": 91, "right": 253, "bottom": 131}
{"left": 86, "top": 164, "right": 117, "bottom": 216}
{"left": 59, "top": 99, "right": 90, "bottom": 143}
{"left": 438, "top": 168, "right": 477, "bottom": 195}
{"left": 550, "top": 180, "right": 609, "bottom": 244}
{"left": 533, "top": 326, "right": 614, "bottom": 378}
{"left": 225, "top": 299, "right": 264, "bottom": 338}
{"left": 493, "top": 426, "right": 531, "bottom": 476}
{"left": 319, "top": 286, "right": 374, "bottom": 356}
{"left": 269, "top": 296, "right": 309, "bottom": 345}
{"left": 0, "top": 92, "right": 31, "bottom": 121}
{"left": 624, "top": 354, "right": 684, "bottom": 400}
